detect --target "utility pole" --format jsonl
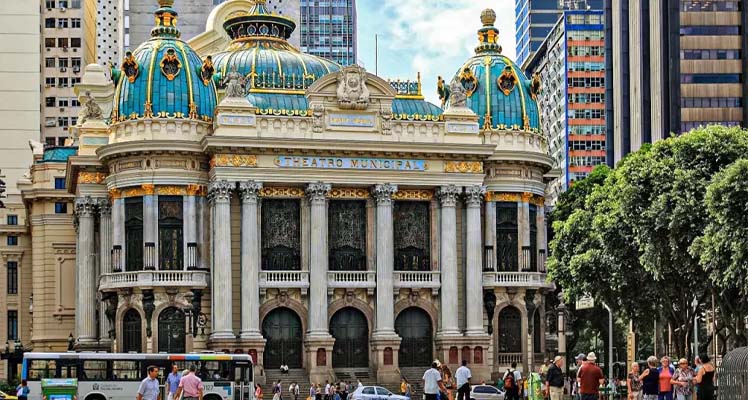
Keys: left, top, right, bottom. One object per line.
{"left": 602, "top": 302, "right": 613, "bottom": 381}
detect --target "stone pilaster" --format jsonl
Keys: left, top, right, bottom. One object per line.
{"left": 305, "top": 182, "right": 332, "bottom": 336}
{"left": 75, "top": 196, "right": 98, "bottom": 346}
{"left": 143, "top": 185, "right": 158, "bottom": 270}
{"left": 183, "top": 194, "right": 197, "bottom": 269}
{"left": 209, "top": 180, "right": 235, "bottom": 341}
{"left": 464, "top": 185, "right": 486, "bottom": 336}
{"left": 97, "top": 198, "right": 113, "bottom": 346}
{"left": 437, "top": 185, "right": 461, "bottom": 337}
{"left": 239, "top": 181, "right": 263, "bottom": 340}
{"left": 518, "top": 193, "right": 531, "bottom": 271}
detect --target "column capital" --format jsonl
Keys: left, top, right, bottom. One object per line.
{"left": 208, "top": 180, "right": 235, "bottom": 203}
{"left": 305, "top": 182, "right": 331, "bottom": 203}
{"left": 239, "top": 180, "right": 263, "bottom": 202}
{"left": 437, "top": 185, "right": 460, "bottom": 207}
{"left": 521, "top": 191, "right": 533, "bottom": 203}
{"left": 371, "top": 183, "right": 398, "bottom": 205}
{"left": 464, "top": 185, "right": 487, "bottom": 207}
{"left": 97, "top": 198, "right": 112, "bottom": 216}
{"left": 74, "top": 196, "right": 98, "bottom": 217}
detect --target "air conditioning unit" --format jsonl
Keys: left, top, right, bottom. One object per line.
{"left": 73, "top": 48, "right": 77, "bottom": 52}
{"left": 60, "top": 7, "right": 66, "bottom": 12}
{"left": 45, "top": 84, "right": 51, "bottom": 88}
{"left": 73, "top": 66, "right": 80, "bottom": 73}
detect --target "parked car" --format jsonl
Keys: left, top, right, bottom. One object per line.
{"left": 349, "top": 386, "right": 409, "bottom": 400}
{"left": 0, "top": 390, "right": 18, "bottom": 400}
{"left": 470, "top": 385, "right": 505, "bottom": 400}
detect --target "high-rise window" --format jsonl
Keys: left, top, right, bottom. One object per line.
{"left": 7, "top": 261, "right": 18, "bottom": 295}
{"left": 7, "top": 311, "right": 18, "bottom": 340}
{"left": 45, "top": 18, "right": 56, "bottom": 28}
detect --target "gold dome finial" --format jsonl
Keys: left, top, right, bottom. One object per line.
{"left": 480, "top": 9, "right": 496, "bottom": 26}
{"left": 158, "top": 0, "right": 175, "bottom": 7}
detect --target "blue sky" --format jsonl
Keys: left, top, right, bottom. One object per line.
{"left": 357, "top": 0, "right": 517, "bottom": 105}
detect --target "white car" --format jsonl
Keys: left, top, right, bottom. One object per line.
{"left": 469, "top": 385, "right": 505, "bottom": 400}
{"left": 349, "top": 386, "right": 409, "bottom": 400}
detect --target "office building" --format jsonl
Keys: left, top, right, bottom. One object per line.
{"left": 300, "top": 0, "right": 357, "bottom": 65}
{"left": 515, "top": 0, "right": 603, "bottom": 67}
{"left": 525, "top": 10, "right": 606, "bottom": 202}
{"left": 606, "top": 0, "right": 748, "bottom": 165}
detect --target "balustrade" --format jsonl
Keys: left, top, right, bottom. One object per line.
{"left": 259, "top": 270, "right": 309, "bottom": 295}
{"left": 99, "top": 270, "right": 209, "bottom": 291}
{"left": 327, "top": 271, "right": 376, "bottom": 295}
{"left": 393, "top": 270, "right": 441, "bottom": 295}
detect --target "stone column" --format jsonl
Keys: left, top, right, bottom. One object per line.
{"left": 183, "top": 190, "right": 197, "bottom": 269}
{"left": 75, "top": 196, "right": 98, "bottom": 345}
{"left": 536, "top": 205, "right": 546, "bottom": 271}
{"left": 97, "top": 198, "right": 113, "bottom": 345}
{"left": 239, "top": 181, "right": 263, "bottom": 340}
{"left": 371, "top": 183, "right": 399, "bottom": 337}
{"left": 437, "top": 185, "right": 461, "bottom": 337}
{"left": 306, "top": 182, "right": 331, "bottom": 336}
{"left": 143, "top": 184, "right": 158, "bottom": 270}
{"left": 484, "top": 200, "right": 495, "bottom": 271}
{"left": 464, "top": 185, "right": 486, "bottom": 336}
{"left": 518, "top": 193, "right": 532, "bottom": 271}
{"left": 111, "top": 193, "right": 125, "bottom": 270}
{"left": 209, "top": 180, "right": 235, "bottom": 341}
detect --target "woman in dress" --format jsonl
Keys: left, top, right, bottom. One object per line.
{"left": 693, "top": 354, "right": 715, "bottom": 400}
{"left": 628, "top": 363, "right": 643, "bottom": 400}
{"left": 639, "top": 356, "right": 661, "bottom": 400}
{"left": 670, "top": 358, "right": 695, "bottom": 400}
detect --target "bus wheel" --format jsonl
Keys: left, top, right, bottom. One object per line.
{"left": 87, "top": 394, "right": 107, "bottom": 400}
{"left": 204, "top": 394, "right": 222, "bottom": 400}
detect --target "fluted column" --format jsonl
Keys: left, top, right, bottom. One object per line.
{"left": 111, "top": 193, "right": 125, "bottom": 270}
{"left": 437, "top": 185, "right": 460, "bottom": 336}
{"left": 464, "top": 185, "right": 486, "bottom": 336}
{"left": 306, "top": 182, "right": 331, "bottom": 336}
{"left": 143, "top": 185, "right": 158, "bottom": 270}
{"left": 518, "top": 193, "right": 532, "bottom": 271}
{"left": 97, "top": 198, "right": 113, "bottom": 343}
{"left": 75, "top": 196, "right": 98, "bottom": 344}
{"left": 239, "top": 181, "right": 263, "bottom": 339}
{"left": 209, "top": 180, "right": 235, "bottom": 340}
{"left": 371, "top": 183, "right": 398, "bottom": 337}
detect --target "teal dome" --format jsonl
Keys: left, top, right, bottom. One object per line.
{"left": 112, "top": 0, "right": 217, "bottom": 122}
{"left": 445, "top": 9, "right": 541, "bottom": 133}
{"left": 210, "top": 0, "right": 340, "bottom": 113}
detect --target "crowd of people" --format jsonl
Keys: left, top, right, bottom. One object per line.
{"left": 258, "top": 379, "right": 361, "bottom": 400}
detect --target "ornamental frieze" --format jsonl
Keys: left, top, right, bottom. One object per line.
{"left": 210, "top": 154, "right": 258, "bottom": 168}
{"left": 444, "top": 161, "right": 483, "bottom": 174}
{"left": 329, "top": 188, "right": 371, "bottom": 199}
{"left": 274, "top": 155, "right": 427, "bottom": 171}
{"left": 113, "top": 184, "right": 207, "bottom": 198}
{"left": 259, "top": 187, "right": 306, "bottom": 198}
{"left": 78, "top": 172, "right": 107, "bottom": 184}
{"left": 485, "top": 191, "right": 546, "bottom": 205}
{"left": 392, "top": 189, "right": 434, "bottom": 201}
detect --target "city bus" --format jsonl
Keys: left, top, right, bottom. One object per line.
{"left": 21, "top": 352, "right": 254, "bottom": 400}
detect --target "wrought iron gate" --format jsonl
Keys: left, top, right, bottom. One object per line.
{"left": 395, "top": 307, "right": 433, "bottom": 367}
{"left": 262, "top": 308, "right": 303, "bottom": 368}
{"left": 331, "top": 308, "right": 369, "bottom": 368}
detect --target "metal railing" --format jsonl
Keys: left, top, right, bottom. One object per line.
{"left": 99, "top": 270, "right": 209, "bottom": 291}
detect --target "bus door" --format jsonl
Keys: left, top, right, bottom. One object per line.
{"left": 233, "top": 361, "right": 252, "bottom": 400}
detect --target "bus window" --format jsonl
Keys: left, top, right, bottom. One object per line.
{"left": 112, "top": 360, "right": 140, "bottom": 381}
{"left": 83, "top": 360, "right": 108, "bottom": 380}
{"left": 28, "top": 360, "right": 56, "bottom": 380}
{"left": 200, "top": 361, "right": 233, "bottom": 381}
{"left": 58, "top": 360, "right": 78, "bottom": 378}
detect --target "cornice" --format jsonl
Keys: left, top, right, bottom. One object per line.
{"left": 96, "top": 140, "right": 205, "bottom": 161}
{"left": 487, "top": 151, "right": 554, "bottom": 170}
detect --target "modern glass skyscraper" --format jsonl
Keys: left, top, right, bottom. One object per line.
{"left": 300, "top": 0, "right": 357, "bottom": 65}
{"left": 515, "top": 0, "right": 603, "bottom": 67}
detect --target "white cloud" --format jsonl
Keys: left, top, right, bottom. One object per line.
{"left": 358, "top": 0, "right": 517, "bottom": 105}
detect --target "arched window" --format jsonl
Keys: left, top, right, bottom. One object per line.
{"left": 533, "top": 310, "right": 542, "bottom": 353}
{"left": 122, "top": 309, "right": 142, "bottom": 352}
{"left": 262, "top": 308, "right": 303, "bottom": 368}
{"left": 395, "top": 307, "right": 433, "bottom": 367}
{"left": 498, "top": 306, "right": 522, "bottom": 353}
{"left": 158, "top": 307, "right": 185, "bottom": 353}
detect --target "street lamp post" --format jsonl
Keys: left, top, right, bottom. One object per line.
{"left": 602, "top": 303, "right": 614, "bottom": 384}
{"left": 1, "top": 339, "right": 26, "bottom": 383}
{"left": 692, "top": 297, "right": 699, "bottom": 360}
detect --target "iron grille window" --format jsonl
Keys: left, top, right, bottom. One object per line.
{"left": 7, "top": 261, "right": 18, "bottom": 294}
{"left": 261, "top": 199, "right": 301, "bottom": 270}
{"left": 498, "top": 306, "right": 521, "bottom": 353}
{"left": 158, "top": 196, "right": 183, "bottom": 270}
{"left": 393, "top": 201, "right": 430, "bottom": 271}
{"left": 328, "top": 200, "right": 366, "bottom": 271}
{"left": 124, "top": 197, "right": 143, "bottom": 271}
{"left": 122, "top": 309, "right": 142, "bottom": 352}
{"left": 54, "top": 178, "right": 66, "bottom": 189}
{"left": 157, "top": 307, "right": 185, "bottom": 353}
{"left": 496, "top": 202, "right": 518, "bottom": 271}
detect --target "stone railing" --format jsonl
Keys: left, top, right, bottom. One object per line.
{"left": 327, "top": 271, "right": 376, "bottom": 295}
{"left": 99, "top": 270, "right": 209, "bottom": 291}
{"left": 259, "top": 270, "right": 310, "bottom": 295}
{"left": 481, "top": 272, "right": 554, "bottom": 289}
{"left": 497, "top": 352, "right": 524, "bottom": 365}
{"left": 393, "top": 270, "right": 441, "bottom": 295}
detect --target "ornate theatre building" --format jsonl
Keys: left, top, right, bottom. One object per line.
{"left": 19, "top": 0, "right": 555, "bottom": 384}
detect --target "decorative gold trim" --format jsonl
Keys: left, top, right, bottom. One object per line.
{"left": 497, "top": 67, "right": 516, "bottom": 96}
{"left": 156, "top": 186, "right": 187, "bottom": 196}
{"left": 210, "top": 154, "right": 258, "bottom": 168}
{"left": 109, "top": 189, "right": 122, "bottom": 199}
{"left": 458, "top": 66, "right": 478, "bottom": 97}
{"left": 200, "top": 56, "right": 215, "bottom": 86}
{"left": 259, "top": 187, "right": 305, "bottom": 198}
{"left": 248, "top": 88, "right": 305, "bottom": 95}
{"left": 444, "top": 161, "right": 483, "bottom": 174}
{"left": 78, "top": 172, "right": 107, "bottom": 184}
{"left": 392, "top": 189, "right": 434, "bottom": 201}
{"left": 186, "top": 184, "right": 204, "bottom": 196}
{"left": 530, "top": 195, "right": 546, "bottom": 207}
{"left": 122, "top": 52, "right": 139, "bottom": 83}
{"left": 521, "top": 192, "right": 533, "bottom": 202}
{"left": 142, "top": 184, "right": 155, "bottom": 195}
{"left": 159, "top": 48, "right": 182, "bottom": 81}
{"left": 116, "top": 184, "right": 206, "bottom": 198}
{"left": 328, "top": 188, "right": 370, "bottom": 199}
{"left": 121, "top": 187, "right": 145, "bottom": 198}
{"left": 485, "top": 192, "right": 520, "bottom": 202}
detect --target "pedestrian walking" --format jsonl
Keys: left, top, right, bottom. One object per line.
{"left": 671, "top": 358, "right": 694, "bottom": 400}
{"left": 274, "top": 381, "right": 283, "bottom": 400}
{"left": 256, "top": 384, "right": 264, "bottom": 400}
{"left": 692, "top": 354, "right": 715, "bottom": 400}
{"left": 175, "top": 365, "right": 205, "bottom": 400}
{"left": 524, "top": 366, "right": 543, "bottom": 400}
{"left": 455, "top": 360, "right": 472, "bottom": 400}
{"left": 627, "top": 362, "right": 643, "bottom": 400}
{"left": 502, "top": 362, "right": 522, "bottom": 400}
{"left": 658, "top": 357, "right": 674, "bottom": 400}
{"left": 545, "top": 356, "right": 565, "bottom": 400}
{"left": 15, "top": 380, "right": 30, "bottom": 400}
{"left": 166, "top": 365, "right": 182, "bottom": 400}
{"left": 289, "top": 382, "right": 300, "bottom": 400}
{"left": 572, "top": 353, "right": 586, "bottom": 400}
{"left": 137, "top": 366, "right": 162, "bottom": 400}
{"left": 640, "top": 356, "right": 661, "bottom": 400}
{"left": 423, "top": 361, "right": 448, "bottom": 400}
{"left": 577, "top": 352, "right": 604, "bottom": 400}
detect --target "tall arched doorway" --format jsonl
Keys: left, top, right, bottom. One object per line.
{"left": 330, "top": 307, "right": 368, "bottom": 368}
{"left": 262, "top": 308, "right": 303, "bottom": 368}
{"left": 498, "top": 306, "right": 522, "bottom": 353}
{"left": 122, "top": 309, "right": 142, "bottom": 352}
{"left": 395, "top": 307, "right": 433, "bottom": 367}
{"left": 158, "top": 307, "right": 185, "bottom": 353}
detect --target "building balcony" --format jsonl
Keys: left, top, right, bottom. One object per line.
{"left": 99, "top": 270, "right": 209, "bottom": 291}
{"left": 393, "top": 270, "right": 441, "bottom": 295}
{"left": 327, "top": 271, "right": 376, "bottom": 295}
{"left": 496, "top": 352, "right": 524, "bottom": 365}
{"left": 482, "top": 271, "right": 553, "bottom": 289}
{"left": 259, "top": 270, "right": 310, "bottom": 295}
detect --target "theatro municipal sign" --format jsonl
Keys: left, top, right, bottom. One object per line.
{"left": 274, "top": 156, "right": 427, "bottom": 171}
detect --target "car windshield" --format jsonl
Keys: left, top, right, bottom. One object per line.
{"left": 473, "top": 386, "right": 498, "bottom": 394}
{"left": 362, "top": 388, "right": 375, "bottom": 395}
{"left": 376, "top": 387, "right": 392, "bottom": 396}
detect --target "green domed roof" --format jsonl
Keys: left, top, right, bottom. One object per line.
{"left": 111, "top": 0, "right": 217, "bottom": 122}
{"left": 211, "top": 0, "right": 340, "bottom": 110}
{"left": 445, "top": 9, "right": 541, "bottom": 133}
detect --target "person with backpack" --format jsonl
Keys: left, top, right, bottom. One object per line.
{"left": 502, "top": 362, "right": 522, "bottom": 400}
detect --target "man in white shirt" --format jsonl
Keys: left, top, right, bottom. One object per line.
{"left": 455, "top": 360, "right": 472, "bottom": 400}
{"left": 423, "top": 362, "right": 447, "bottom": 400}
